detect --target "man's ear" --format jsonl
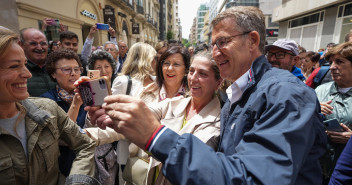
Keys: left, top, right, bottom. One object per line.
{"left": 248, "top": 31, "right": 260, "bottom": 51}
{"left": 57, "top": 41, "right": 61, "bottom": 48}
{"left": 292, "top": 55, "right": 300, "bottom": 66}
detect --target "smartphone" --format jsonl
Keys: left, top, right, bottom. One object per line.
{"left": 87, "top": 70, "right": 100, "bottom": 80}
{"left": 78, "top": 77, "right": 111, "bottom": 106}
{"left": 48, "top": 19, "right": 60, "bottom": 26}
{"left": 96, "top": 23, "right": 109, "bottom": 30}
{"left": 323, "top": 119, "right": 344, "bottom": 132}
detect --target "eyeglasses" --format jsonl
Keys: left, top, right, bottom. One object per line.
{"left": 212, "top": 31, "right": 251, "bottom": 49}
{"left": 28, "top": 41, "right": 48, "bottom": 47}
{"left": 56, "top": 67, "right": 83, "bottom": 75}
{"left": 162, "top": 61, "right": 184, "bottom": 69}
{"left": 105, "top": 48, "right": 115, "bottom": 52}
{"left": 266, "top": 52, "right": 294, "bottom": 59}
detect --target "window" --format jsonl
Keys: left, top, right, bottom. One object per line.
{"left": 289, "top": 12, "right": 323, "bottom": 28}
{"left": 338, "top": 3, "right": 352, "bottom": 18}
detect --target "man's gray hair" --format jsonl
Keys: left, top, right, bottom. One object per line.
{"left": 211, "top": 6, "right": 266, "bottom": 54}
{"left": 104, "top": 41, "right": 119, "bottom": 52}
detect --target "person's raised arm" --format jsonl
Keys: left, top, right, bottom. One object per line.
{"left": 81, "top": 25, "right": 97, "bottom": 63}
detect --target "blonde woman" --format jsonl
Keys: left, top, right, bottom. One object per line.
{"left": 0, "top": 27, "right": 97, "bottom": 185}
{"left": 111, "top": 42, "right": 157, "bottom": 184}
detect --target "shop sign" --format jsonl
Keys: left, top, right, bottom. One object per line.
{"left": 81, "top": 10, "right": 97, "bottom": 20}
{"left": 266, "top": 29, "right": 278, "bottom": 37}
{"left": 132, "top": 23, "right": 140, "bottom": 34}
{"left": 104, "top": 8, "right": 116, "bottom": 30}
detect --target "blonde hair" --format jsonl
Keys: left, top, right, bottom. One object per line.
{"left": 0, "top": 26, "right": 19, "bottom": 60}
{"left": 0, "top": 27, "right": 23, "bottom": 138}
{"left": 121, "top": 42, "right": 156, "bottom": 80}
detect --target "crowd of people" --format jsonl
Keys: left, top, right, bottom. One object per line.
{"left": 1, "top": 5, "right": 352, "bottom": 185}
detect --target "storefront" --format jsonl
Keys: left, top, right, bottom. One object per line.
{"left": 16, "top": 0, "right": 106, "bottom": 52}
{"left": 15, "top": 0, "right": 160, "bottom": 52}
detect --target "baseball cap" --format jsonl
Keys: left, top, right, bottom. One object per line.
{"left": 265, "top": 39, "right": 299, "bottom": 56}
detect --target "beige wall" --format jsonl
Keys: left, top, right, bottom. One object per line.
{"left": 16, "top": 0, "right": 106, "bottom": 52}
{"left": 15, "top": 0, "right": 160, "bottom": 50}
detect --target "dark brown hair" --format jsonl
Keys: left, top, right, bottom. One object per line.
{"left": 156, "top": 46, "right": 190, "bottom": 88}
{"left": 306, "top": 51, "right": 320, "bottom": 63}
{"left": 45, "top": 49, "right": 81, "bottom": 82}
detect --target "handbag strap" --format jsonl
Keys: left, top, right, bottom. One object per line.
{"left": 126, "top": 75, "right": 132, "bottom": 95}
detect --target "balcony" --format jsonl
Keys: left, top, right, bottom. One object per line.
{"left": 122, "top": 0, "right": 134, "bottom": 9}
{"left": 136, "top": 4, "right": 144, "bottom": 15}
{"left": 145, "top": 14, "right": 158, "bottom": 29}
{"left": 168, "top": 12, "right": 172, "bottom": 23}
{"left": 112, "top": 0, "right": 135, "bottom": 14}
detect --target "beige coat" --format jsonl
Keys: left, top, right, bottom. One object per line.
{"left": 86, "top": 96, "right": 221, "bottom": 185}
{"left": 145, "top": 96, "right": 221, "bottom": 185}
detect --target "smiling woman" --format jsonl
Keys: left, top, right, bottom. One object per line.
{"left": 40, "top": 49, "right": 87, "bottom": 177}
{"left": 0, "top": 27, "right": 97, "bottom": 185}
{"left": 157, "top": 46, "right": 190, "bottom": 100}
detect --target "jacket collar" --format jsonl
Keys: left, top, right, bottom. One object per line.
{"left": 246, "top": 55, "right": 272, "bottom": 91}
{"left": 330, "top": 82, "right": 352, "bottom": 97}
{"left": 169, "top": 96, "right": 221, "bottom": 125}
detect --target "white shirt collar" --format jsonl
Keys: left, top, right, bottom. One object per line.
{"left": 226, "top": 70, "right": 250, "bottom": 104}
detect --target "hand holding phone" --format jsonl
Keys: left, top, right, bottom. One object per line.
{"left": 78, "top": 77, "right": 111, "bottom": 106}
{"left": 46, "top": 18, "right": 60, "bottom": 26}
{"left": 96, "top": 23, "right": 109, "bottom": 30}
{"left": 324, "top": 119, "right": 344, "bottom": 132}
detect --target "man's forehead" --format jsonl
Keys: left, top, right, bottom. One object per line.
{"left": 62, "top": 38, "right": 78, "bottom": 43}
{"left": 105, "top": 44, "right": 114, "bottom": 48}
{"left": 25, "top": 30, "right": 46, "bottom": 41}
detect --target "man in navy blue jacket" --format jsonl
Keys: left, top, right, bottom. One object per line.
{"left": 93, "top": 6, "right": 327, "bottom": 185}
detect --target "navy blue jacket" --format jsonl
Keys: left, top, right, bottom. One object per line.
{"left": 329, "top": 138, "right": 352, "bottom": 185}
{"left": 40, "top": 88, "right": 87, "bottom": 176}
{"left": 150, "top": 55, "right": 327, "bottom": 185}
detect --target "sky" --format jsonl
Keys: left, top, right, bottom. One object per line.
{"left": 178, "top": 0, "right": 210, "bottom": 40}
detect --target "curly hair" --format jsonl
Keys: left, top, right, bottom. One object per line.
{"left": 45, "top": 49, "right": 81, "bottom": 82}
{"left": 87, "top": 49, "right": 116, "bottom": 73}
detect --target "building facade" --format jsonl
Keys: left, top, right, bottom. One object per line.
{"left": 272, "top": 0, "right": 352, "bottom": 51}
{"left": 196, "top": 3, "right": 209, "bottom": 43}
{"left": 200, "top": 10, "right": 210, "bottom": 44}
{"left": 259, "top": 0, "right": 280, "bottom": 44}
{"left": 3, "top": 0, "right": 160, "bottom": 52}
{"left": 158, "top": 0, "right": 174, "bottom": 41}
{"left": 189, "top": 17, "right": 197, "bottom": 44}
{"left": 174, "top": 0, "right": 182, "bottom": 41}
